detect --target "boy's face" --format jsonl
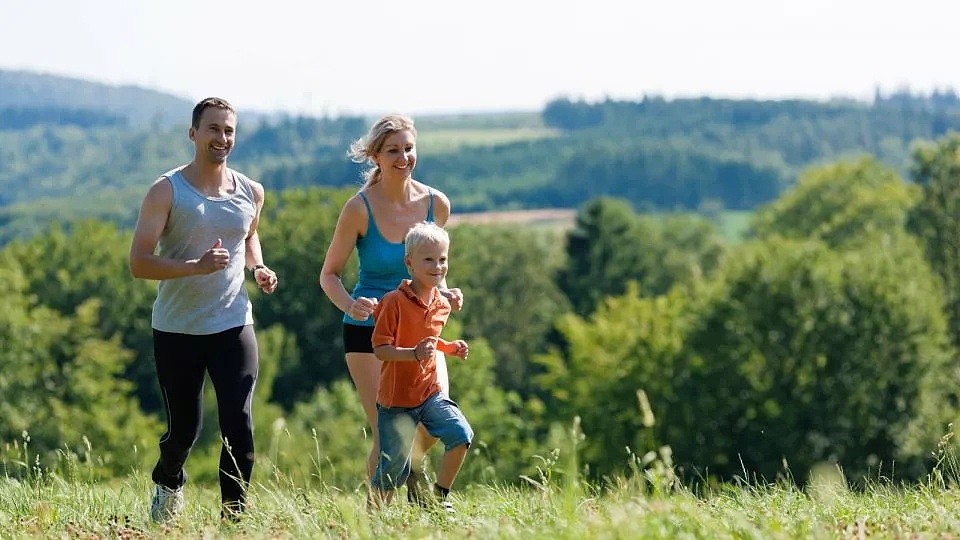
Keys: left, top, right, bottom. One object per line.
{"left": 405, "top": 241, "right": 448, "bottom": 290}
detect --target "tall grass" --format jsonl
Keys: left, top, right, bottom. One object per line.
{"left": 5, "top": 423, "right": 960, "bottom": 538}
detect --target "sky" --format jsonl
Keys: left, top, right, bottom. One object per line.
{"left": 3, "top": 0, "right": 959, "bottom": 116}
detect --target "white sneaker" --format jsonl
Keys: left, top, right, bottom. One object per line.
{"left": 149, "top": 483, "right": 184, "bottom": 523}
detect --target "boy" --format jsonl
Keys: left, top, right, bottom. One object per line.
{"left": 370, "top": 222, "right": 472, "bottom": 512}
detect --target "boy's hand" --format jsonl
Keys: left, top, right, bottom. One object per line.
{"left": 414, "top": 337, "right": 438, "bottom": 367}
{"left": 450, "top": 339, "right": 469, "bottom": 360}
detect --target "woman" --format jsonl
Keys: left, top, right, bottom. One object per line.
{"left": 319, "top": 114, "right": 464, "bottom": 489}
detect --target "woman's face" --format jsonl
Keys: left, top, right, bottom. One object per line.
{"left": 375, "top": 130, "right": 417, "bottom": 177}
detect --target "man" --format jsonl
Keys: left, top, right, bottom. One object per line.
{"left": 129, "top": 97, "right": 278, "bottom": 523}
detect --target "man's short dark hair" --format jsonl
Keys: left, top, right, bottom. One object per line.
{"left": 192, "top": 97, "right": 235, "bottom": 129}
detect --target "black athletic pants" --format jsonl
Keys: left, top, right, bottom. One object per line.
{"left": 151, "top": 325, "right": 258, "bottom": 509}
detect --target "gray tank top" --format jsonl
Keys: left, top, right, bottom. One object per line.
{"left": 151, "top": 166, "right": 256, "bottom": 334}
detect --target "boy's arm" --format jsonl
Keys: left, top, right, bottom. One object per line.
{"left": 436, "top": 338, "right": 457, "bottom": 354}
{"left": 371, "top": 295, "right": 426, "bottom": 363}
{"left": 437, "top": 338, "right": 469, "bottom": 359}
{"left": 373, "top": 344, "right": 420, "bottom": 363}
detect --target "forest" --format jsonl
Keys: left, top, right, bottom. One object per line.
{"left": 4, "top": 70, "right": 960, "bottom": 493}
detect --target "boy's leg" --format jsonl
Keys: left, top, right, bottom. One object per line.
{"left": 419, "top": 393, "right": 473, "bottom": 492}
{"left": 207, "top": 325, "right": 259, "bottom": 515}
{"left": 437, "top": 445, "right": 469, "bottom": 491}
{"left": 372, "top": 405, "right": 417, "bottom": 498}
{"left": 407, "top": 353, "right": 449, "bottom": 499}
{"left": 152, "top": 330, "right": 207, "bottom": 490}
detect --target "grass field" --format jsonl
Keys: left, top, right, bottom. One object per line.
{"left": 4, "top": 462, "right": 960, "bottom": 539}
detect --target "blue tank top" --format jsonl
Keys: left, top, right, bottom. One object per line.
{"left": 344, "top": 190, "right": 435, "bottom": 326}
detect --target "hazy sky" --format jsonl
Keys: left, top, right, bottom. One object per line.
{"left": 3, "top": 0, "right": 958, "bottom": 116}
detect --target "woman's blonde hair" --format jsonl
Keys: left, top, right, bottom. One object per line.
{"left": 348, "top": 114, "right": 417, "bottom": 188}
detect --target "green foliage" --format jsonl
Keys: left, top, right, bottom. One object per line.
{"left": 752, "top": 157, "right": 919, "bottom": 248}
{"left": 0, "top": 68, "right": 191, "bottom": 128}
{"left": 254, "top": 187, "right": 355, "bottom": 407}
{"left": 908, "top": 134, "right": 960, "bottom": 349}
{"left": 447, "top": 224, "right": 570, "bottom": 391}
{"left": 0, "top": 262, "right": 158, "bottom": 477}
{"left": 5, "top": 92, "right": 960, "bottom": 243}
{"left": 678, "top": 236, "right": 955, "bottom": 481}
{"left": 536, "top": 285, "right": 690, "bottom": 474}
{"left": 1, "top": 221, "right": 161, "bottom": 410}
{"left": 442, "top": 320, "right": 546, "bottom": 485}
{"left": 558, "top": 198, "right": 725, "bottom": 316}
{"left": 541, "top": 232, "right": 956, "bottom": 482}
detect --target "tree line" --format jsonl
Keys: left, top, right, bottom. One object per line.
{"left": 3, "top": 92, "right": 960, "bottom": 243}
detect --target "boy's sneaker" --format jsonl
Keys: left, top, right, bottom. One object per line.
{"left": 439, "top": 499, "right": 456, "bottom": 514}
{"left": 149, "top": 483, "right": 184, "bottom": 523}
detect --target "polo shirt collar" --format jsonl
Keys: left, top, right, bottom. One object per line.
{"left": 398, "top": 279, "right": 440, "bottom": 308}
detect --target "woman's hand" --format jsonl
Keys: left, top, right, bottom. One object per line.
{"left": 440, "top": 287, "right": 464, "bottom": 311}
{"left": 348, "top": 296, "right": 378, "bottom": 321}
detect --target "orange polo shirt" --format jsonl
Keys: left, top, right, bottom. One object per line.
{"left": 372, "top": 280, "right": 454, "bottom": 407}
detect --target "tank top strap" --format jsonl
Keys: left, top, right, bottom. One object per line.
{"left": 358, "top": 191, "right": 379, "bottom": 234}
{"left": 358, "top": 191, "right": 374, "bottom": 215}
{"left": 426, "top": 189, "right": 435, "bottom": 223}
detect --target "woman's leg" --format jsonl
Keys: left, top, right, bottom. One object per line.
{"left": 346, "top": 351, "right": 383, "bottom": 479}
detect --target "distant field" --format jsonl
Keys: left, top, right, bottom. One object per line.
{"left": 451, "top": 208, "right": 753, "bottom": 243}
{"left": 418, "top": 127, "right": 560, "bottom": 153}
{"left": 717, "top": 210, "right": 752, "bottom": 242}
{"left": 449, "top": 208, "right": 576, "bottom": 229}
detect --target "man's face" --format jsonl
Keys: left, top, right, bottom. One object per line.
{"left": 190, "top": 107, "right": 236, "bottom": 164}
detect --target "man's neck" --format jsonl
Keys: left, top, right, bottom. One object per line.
{"left": 183, "top": 160, "right": 228, "bottom": 190}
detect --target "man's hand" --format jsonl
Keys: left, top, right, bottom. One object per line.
{"left": 253, "top": 266, "right": 279, "bottom": 294}
{"left": 198, "top": 238, "right": 229, "bottom": 274}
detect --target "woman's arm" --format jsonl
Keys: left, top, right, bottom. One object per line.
{"left": 319, "top": 196, "right": 378, "bottom": 320}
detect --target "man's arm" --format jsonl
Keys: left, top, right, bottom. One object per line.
{"left": 129, "top": 177, "right": 227, "bottom": 280}
{"left": 244, "top": 180, "right": 278, "bottom": 294}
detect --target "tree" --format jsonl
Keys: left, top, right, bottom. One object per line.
{"left": 752, "top": 157, "right": 918, "bottom": 249}
{"left": 0, "top": 261, "right": 159, "bottom": 476}
{"left": 558, "top": 197, "right": 724, "bottom": 316}
{"left": 908, "top": 134, "right": 960, "bottom": 349}
{"left": 1, "top": 221, "right": 161, "bottom": 410}
{"left": 447, "top": 224, "right": 570, "bottom": 392}
{"left": 253, "top": 187, "right": 354, "bottom": 407}
{"left": 539, "top": 235, "right": 957, "bottom": 482}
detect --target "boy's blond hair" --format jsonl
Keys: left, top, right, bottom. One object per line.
{"left": 404, "top": 222, "right": 449, "bottom": 256}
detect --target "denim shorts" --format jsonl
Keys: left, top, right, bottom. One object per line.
{"left": 371, "top": 392, "right": 473, "bottom": 490}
